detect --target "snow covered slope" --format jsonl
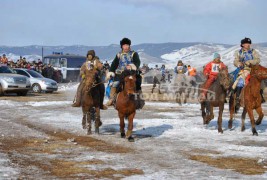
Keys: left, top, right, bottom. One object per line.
{"left": 161, "top": 44, "right": 267, "bottom": 71}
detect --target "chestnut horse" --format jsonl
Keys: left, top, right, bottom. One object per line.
{"left": 200, "top": 68, "right": 231, "bottom": 133}
{"left": 116, "top": 70, "right": 137, "bottom": 142}
{"left": 228, "top": 64, "right": 267, "bottom": 135}
{"left": 81, "top": 69, "right": 102, "bottom": 135}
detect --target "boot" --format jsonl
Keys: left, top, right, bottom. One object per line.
{"left": 72, "top": 82, "right": 83, "bottom": 107}
{"left": 135, "top": 90, "right": 145, "bottom": 109}
{"left": 106, "top": 87, "right": 117, "bottom": 106}
{"left": 72, "top": 92, "right": 82, "bottom": 107}
{"left": 101, "top": 105, "right": 108, "bottom": 110}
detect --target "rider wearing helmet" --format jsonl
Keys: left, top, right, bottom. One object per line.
{"left": 199, "top": 53, "right": 227, "bottom": 102}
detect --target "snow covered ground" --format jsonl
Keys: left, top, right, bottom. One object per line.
{"left": 0, "top": 86, "right": 267, "bottom": 179}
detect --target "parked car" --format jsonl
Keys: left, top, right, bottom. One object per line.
{"left": 14, "top": 68, "right": 58, "bottom": 93}
{"left": 0, "top": 66, "right": 31, "bottom": 96}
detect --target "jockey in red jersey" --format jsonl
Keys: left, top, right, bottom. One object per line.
{"left": 199, "top": 52, "right": 227, "bottom": 102}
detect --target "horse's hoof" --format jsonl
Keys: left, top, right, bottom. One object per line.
{"left": 87, "top": 131, "right": 92, "bottom": 135}
{"left": 253, "top": 131, "right": 258, "bottom": 136}
{"left": 228, "top": 120, "right": 233, "bottom": 129}
{"left": 128, "top": 136, "right": 135, "bottom": 142}
{"left": 82, "top": 125, "right": 87, "bottom": 129}
{"left": 121, "top": 132, "right": 126, "bottom": 138}
{"left": 253, "top": 132, "right": 258, "bottom": 136}
{"left": 241, "top": 126, "right": 245, "bottom": 132}
{"left": 218, "top": 129, "right": 223, "bottom": 134}
{"left": 256, "top": 120, "right": 262, "bottom": 126}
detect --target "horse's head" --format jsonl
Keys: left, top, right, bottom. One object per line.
{"left": 123, "top": 73, "right": 136, "bottom": 96}
{"left": 218, "top": 67, "right": 230, "bottom": 90}
{"left": 84, "top": 69, "right": 97, "bottom": 91}
{"left": 250, "top": 64, "right": 267, "bottom": 80}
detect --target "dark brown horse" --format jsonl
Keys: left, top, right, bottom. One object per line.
{"left": 228, "top": 64, "right": 267, "bottom": 135}
{"left": 81, "top": 69, "right": 102, "bottom": 135}
{"left": 200, "top": 68, "right": 230, "bottom": 133}
{"left": 116, "top": 70, "right": 137, "bottom": 142}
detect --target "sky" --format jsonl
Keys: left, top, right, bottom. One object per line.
{"left": 0, "top": 0, "right": 266, "bottom": 46}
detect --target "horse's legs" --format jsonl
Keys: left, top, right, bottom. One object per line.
{"left": 158, "top": 84, "right": 161, "bottom": 94}
{"left": 217, "top": 104, "right": 224, "bottom": 133}
{"left": 119, "top": 112, "right": 125, "bottom": 138}
{"left": 201, "top": 102, "right": 207, "bottom": 124}
{"left": 241, "top": 108, "right": 247, "bottom": 132}
{"left": 206, "top": 102, "right": 214, "bottom": 124}
{"left": 94, "top": 107, "right": 101, "bottom": 134}
{"left": 126, "top": 112, "right": 136, "bottom": 142}
{"left": 151, "top": 84, "right": 155, "bottom": 93}
{"left": 247, "top": 108, "right": 258, "bottom": 136}
{"left": 87, "top": 110, "right": 92, "bottom": 135}
{"left": 210, "top": 106, "right": 214, "bottom": 119}
{"left": 82, "top": 106, "right": 87, "bottom": 129}
{"left": 255, "top": 106, "right": 264, "bottom": 125}
{"left": 228, "top": 96, "right": 235, "bottom": 129}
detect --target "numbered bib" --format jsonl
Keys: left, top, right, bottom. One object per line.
{"left": 211, "top": 64, "right": 220, "bottom": 73}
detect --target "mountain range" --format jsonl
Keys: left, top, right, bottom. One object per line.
{"left": 1, "top": 42, "right": 267, "bottom": 71}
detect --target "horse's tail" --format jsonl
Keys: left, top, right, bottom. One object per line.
{"left": 229, "top": 92, "right": 239, "bottom": 113}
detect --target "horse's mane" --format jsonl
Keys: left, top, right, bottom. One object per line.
{"left": 120, "top": 70, "right": 136, "bottom": 91}
{"left": 122, "top": 70, "right": 136, "bottom": 78}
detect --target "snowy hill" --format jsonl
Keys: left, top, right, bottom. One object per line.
{"left": 161, "top": 44, "right": 267, "bottom": 71}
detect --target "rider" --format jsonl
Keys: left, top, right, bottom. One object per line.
{"left": 0, "top": 54, "right": 8, "bottom": 65}
{"left": 187, "top": 65, "right": 197, "bottom": 76}
{"left": 160, "top": 64, "right": 166, "bottom": 81}
{"left": 72, "top": 50, "right": 107, "bottom": 110}
{"left": 232, "top": 37, "right": 262, "bottom": 106}
{"left": 174, "top": 60, "right": 187, "bottom": 74}
{"left": 106, "top": 37, "right": 144, "bottom": 109}
{"left": 199, "top": 52, "right": 227, "bottom": 102}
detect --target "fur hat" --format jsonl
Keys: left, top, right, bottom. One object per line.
{"left": 87, "top": 50, "right": 95, "bottom": 58}
{"left": 241, "top": 37, "right": 252, "bottom": 46}
{"left": 120, "top": 38, "right": 131, "bottom": 48}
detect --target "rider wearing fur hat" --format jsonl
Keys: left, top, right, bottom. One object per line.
{"left": 231, "top": 37, "right": 263, "bottom": 106}
{"left": 72, "top": 50, "right": 107, "bottom": 109}
{"left": 106, "top": 37, "right": 144, "bottom": 109}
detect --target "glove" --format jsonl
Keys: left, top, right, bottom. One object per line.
{"left": 82, "top": 74, "right": 85, "bottom": 79}
{"left": 126, "top": 64, "right": 137, "bottom": 71}
{"left": 238, "top": 62, "right": 244, "bottom": 67}
{"left": 245, "top": 61, "right": 251, "bottom": 66}
{"left": 106, "top": 72, "right": 115, "bottom": 80}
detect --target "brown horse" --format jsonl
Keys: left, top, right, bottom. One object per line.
{"left": 81, "top": 70, "right": 102, "bottom": 135}
{"left": 228, "top": 64, "right": 267, "bottom": 135}
{"left": 200, "top": 68, "right": 230, "bottom": 133}
{"left": 116, "top": 70, "right": 137, "bottom": 142}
